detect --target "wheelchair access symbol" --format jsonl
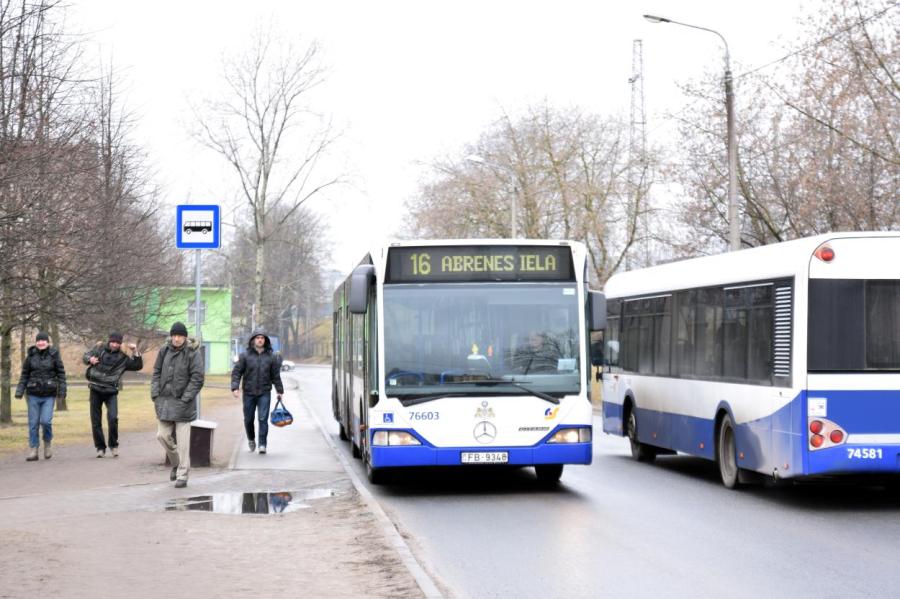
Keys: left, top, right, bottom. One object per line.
{"left": 176, "top": 205, "right": 220, "bottom": 249}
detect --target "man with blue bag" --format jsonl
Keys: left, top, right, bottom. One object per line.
{"left": 231, "top": 329, "right": 284, "bottom": 454}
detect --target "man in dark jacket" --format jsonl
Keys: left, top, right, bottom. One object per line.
{"left": 83, "top": 332, "right": 143, "bottom": 458}
{"left": 151, "top": 322, "right": 204, "bottom": 487}
{"left": 15, "top": 331, "right": 67, "bottom": 461}
{"left": 231, "top": 329, "right": 284, "bottom": 454}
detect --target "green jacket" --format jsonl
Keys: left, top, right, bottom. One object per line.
{"left": 151, "top": 338, "right": 204, "bottom": 422}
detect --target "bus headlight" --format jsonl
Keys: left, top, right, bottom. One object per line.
{"left": 372, "top": 431, "right": 421, "bottom": 446}
{"left": 548, "top": 428, "right": 591, "bottom": 443}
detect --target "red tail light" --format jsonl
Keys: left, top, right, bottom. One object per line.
{"left": 814, "top": 245, "right": 835, "bottom": 262}
{"left": 810, "top": 434, "right": 824, "bottom": 448}
{"left": 809, "top": 420, "right": 823, "bottom": 434}
{"left": 830, "top": 430, "right": 844, "bottom": 444}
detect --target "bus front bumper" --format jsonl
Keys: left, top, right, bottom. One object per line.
{"left": 370, "top": 442, "right": 592, "bottom": 468}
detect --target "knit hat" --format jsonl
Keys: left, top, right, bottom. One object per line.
{"left": 35, "top": 331, "right": 50, "bottom": 342}
{"left": 169, "top": 322, "right": 189, "bottom": 337}
{"left": 108, "top": 331, "right": 124, "bottom": 343}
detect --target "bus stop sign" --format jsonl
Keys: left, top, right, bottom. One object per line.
{"left": 176, "top": 204, "right": 220, "bottom": 249}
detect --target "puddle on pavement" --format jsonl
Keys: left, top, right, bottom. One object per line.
{"left": 165, "top": 489, "right": 335, "bottom": 514}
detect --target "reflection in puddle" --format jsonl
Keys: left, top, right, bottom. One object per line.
{"left": 165, "top": 489, "right": 335, "bottom": 514}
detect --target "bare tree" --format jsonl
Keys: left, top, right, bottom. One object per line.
{"left": 0, "top": 2, "right": 176, "bottom": 420}
{"left": 405, "top": 103, "right": 656, "bottom": 284}
{"left": 195, "top": 30, "right": 340, "bottom": 329}
{"left": 209, "top": 202, "right": 328, "bottom": 355}
{"left": 666, "top": 0, "right": 898, "bottom": 256}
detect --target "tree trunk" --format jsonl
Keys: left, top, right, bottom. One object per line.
{"left": 254, "top": 237, "right": 265, "bottom": 329}
{"left": 1, "top": 325, "right": 12, "bottom": 423}
{"left": 51, "top": 321, "right": 67, "bottom": 411}
{"left": 19, "top": 322, "right": 26, "bottom": 365}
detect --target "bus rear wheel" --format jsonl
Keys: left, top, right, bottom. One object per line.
{"left": 535, "top": 464, "right": 564, "bottom": 485}
{"left": 338, "top": 422, "right": 348, "bottom": 441}
{"left": 627, "top": 408, "right": 656, "bottom": 463}
{"left": 717, "top": 413, "right": 740, "bottom": 489}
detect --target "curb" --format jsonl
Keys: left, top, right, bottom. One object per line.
{"left": 297, "top": 378, "right": 444, "bottom": 599}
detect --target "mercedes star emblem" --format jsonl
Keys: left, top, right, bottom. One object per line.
{"left": 474, "top": 421, "right": 497, "bottom": 444}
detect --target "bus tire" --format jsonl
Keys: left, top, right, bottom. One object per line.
{"left": 626, "top": 406, "right": 657, "bottom": 463}
{"left": 338, "top": 422, "right": 348, "bottom": 441}
{"left": 535, "top": 464, "right": 564, "bottom": 485}
{"left": 351, "top": 439, "right": 361, "bottom": 459}
{"left": 717, "top": 413, "right": 740, "bottom": 489}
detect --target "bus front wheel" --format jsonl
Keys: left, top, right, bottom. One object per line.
{"left": 627, "top": 408, "right": 657, "bottom": 463}
{"left": 535, "top": 464, "right": 564, "bottom": 485}
{"left": 717, "top": 413, "right": 740, "bottom": 489}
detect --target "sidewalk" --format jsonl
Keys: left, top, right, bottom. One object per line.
{"left": 0, "top": 382, "right": 424, "bottom": 599}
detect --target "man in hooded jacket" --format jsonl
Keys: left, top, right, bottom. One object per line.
{"left": 231, "top": 329, "right": 284, "bottom": 454}
{"left": 151, "top": 322, "right": 204, "bottom": 487}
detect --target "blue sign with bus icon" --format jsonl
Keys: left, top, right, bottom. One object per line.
{"left": 176, "top": 205, "right": 220, "bottom": 249}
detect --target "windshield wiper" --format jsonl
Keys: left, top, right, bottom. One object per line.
{"left": 441, "top": 379, "right": 561, "bottom": 404}
{"left": 397, "top": 393, "right": 466, "bottom": 407}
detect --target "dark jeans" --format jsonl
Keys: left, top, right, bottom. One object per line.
{"left": 243, "top": 393, "right": 271, "bottom": 447}
{"left": 90, "top": 389, "right": 118, "bottom": 450}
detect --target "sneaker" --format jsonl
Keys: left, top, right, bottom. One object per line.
{"left": 43, "top": 442, "right": 52, "bottom": 460}
{"left": 248, "top": 440, "right": 256, "bottom": 452}
{"left": 96, "top": 449, "right": 105, "bottom": 458}
{"left": 170, "top": 467, "right": 177, "bottom": 481}
{"left": 258, "top": 446, "right": 267, "bottom": 454}
{"left": 111, "top": 447, "right": 118, "bottom": 458}
{"left": 26, "top": 447, "right": 38, "bottom": 462}
{"left": 174, "top": 479, "right": 187, "bottom": 488}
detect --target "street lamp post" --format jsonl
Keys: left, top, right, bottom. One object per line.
{"left": 465, "top": 154, "right": 519, "bottom": 238}
{"left": 644, "top": 14, "right": 740, "bottom": 251}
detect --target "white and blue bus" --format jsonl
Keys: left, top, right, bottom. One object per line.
{"left": 332, "top": 240, "right": 606, "bottom": 484}
{"left": 601, "top": 232, "right": 900, "bottom": 488}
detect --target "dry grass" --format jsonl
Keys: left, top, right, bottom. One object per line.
{"left": 0, "top": 382, "right": 232, "bottom": 454}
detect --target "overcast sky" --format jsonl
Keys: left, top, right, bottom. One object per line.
{"left": 69, "top": 0, "right": 811, "bottom": 274}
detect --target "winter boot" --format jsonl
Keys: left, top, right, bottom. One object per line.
{"left": 43, "top": 442, "right": 52, "bottom": 460}
{"left": 26, "top": 447, "right": 38, "bottom": 461}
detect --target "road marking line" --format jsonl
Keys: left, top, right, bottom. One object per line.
{"left": 294, "top": 374, "right": 444, "bottom": 599}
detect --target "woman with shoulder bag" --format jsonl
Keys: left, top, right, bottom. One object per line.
{"left": 15, "top": 331, "right": 67, "bottom": 461}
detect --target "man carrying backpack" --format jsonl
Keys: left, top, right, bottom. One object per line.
{"left": 83, "top": 332, "right": 143, "bottom": 458}
{"left": 231, "top": 329, "right": 284, "bottom": 454}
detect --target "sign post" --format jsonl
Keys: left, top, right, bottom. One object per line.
{"left": 176, "top": 204, "right": 220, "bottom": 466}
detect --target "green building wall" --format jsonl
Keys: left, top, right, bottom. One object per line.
{"left": 147, "top": 287, "right": 233, "bottom": 374}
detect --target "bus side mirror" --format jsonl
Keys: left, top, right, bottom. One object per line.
{"left": 349, "top": 265, "right": 375, "bottom": 314}
{"left": 589, "top": 290, "right": 606, "bottom": 331}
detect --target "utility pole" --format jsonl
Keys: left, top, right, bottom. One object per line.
{"left": 644, "top": 14, "right": 741, "bottom": 251}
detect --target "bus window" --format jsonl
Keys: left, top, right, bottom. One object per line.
{"left": 694, "top": 288, "right": 723, "bottom": 377}
{"left": 867, "top": 281, "right": 900, "bottom": 369}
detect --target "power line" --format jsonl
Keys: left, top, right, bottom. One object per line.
{"left": 733, "top": 1, "right": 899, "bottom": 81}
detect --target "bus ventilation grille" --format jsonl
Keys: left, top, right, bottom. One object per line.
{"left": 773, "top": 285, "right": 792, "bottom": 378}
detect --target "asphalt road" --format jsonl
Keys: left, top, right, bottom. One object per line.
{"left": 290, "top": 365, "right": 900, "bottom": 599}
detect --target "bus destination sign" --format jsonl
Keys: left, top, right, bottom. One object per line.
{"left": 386, "top": 245, "right": 574, "bottom": 283}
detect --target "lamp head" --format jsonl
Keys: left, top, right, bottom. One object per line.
{"left": 643, "top": 14, "right": 670, "bottom": 23}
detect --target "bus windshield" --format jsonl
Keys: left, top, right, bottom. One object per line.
{"left": 383, "top": 283, "right": 581, "bottom": 397}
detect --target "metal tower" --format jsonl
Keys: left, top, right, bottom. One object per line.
{"left": 627, "top": 39, "right": 649, "bottom": 268}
